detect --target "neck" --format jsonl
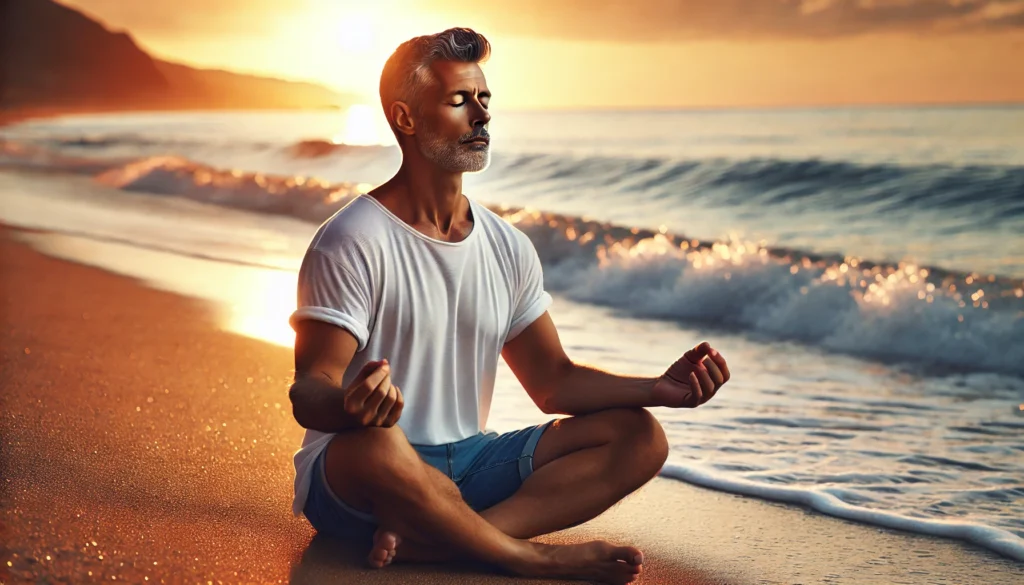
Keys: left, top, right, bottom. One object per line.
{"left": 398, "top": 159, "right": 464, "bottom": 224}
{"left": 372, "top": 153, "right": 473, "bottom": 242}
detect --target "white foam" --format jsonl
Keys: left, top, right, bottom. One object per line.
{"left": 660, "top": 463, "right": 1024, "bottom": 563}
{"left": 2, "top": 141, "right": 1022, "bottom": 375}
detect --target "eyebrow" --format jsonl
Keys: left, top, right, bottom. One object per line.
{"left": 450, "top": 90, "right": 490, "bottom": 99}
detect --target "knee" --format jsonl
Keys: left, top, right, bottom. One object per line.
{"left": 324, "top": 425, "right": 433, "bottom": 511}
{"left": 327, "top": 425, "right": 420, "bottom": 487}
{"left": 608, "top": 408, "right": 669, "bottom": 475}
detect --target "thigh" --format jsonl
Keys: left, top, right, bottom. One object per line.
{"left": 531, "top": 408, "right": 659, "bottom": 470}
{"left": 453, "top": 421, "right": 553, "bottom": 511}
{"left": 308, "top": 427, "right": 454, "bottom": 540}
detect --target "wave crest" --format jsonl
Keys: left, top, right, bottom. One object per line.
{"left": 3, "top": 142, "right": 1022, "bottom": 375}
{"left": 94, "top": 155, "right": 363, "bottom": 221}
{"left": 503, "top": 207, "right": 1024, "bottom": 375}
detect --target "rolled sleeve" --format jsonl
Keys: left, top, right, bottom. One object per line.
{"left": 506, "top": 234, "right": 552, "bottom": 343}
{"left": 507, "top": 291, "right": 552, "bottom": 342}
{"left": 290, "top": 247, "right": 373, "bottom": 351}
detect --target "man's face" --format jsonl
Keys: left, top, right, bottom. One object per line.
{"left": 414, "top": 60, "right": 491, "bottom": 173}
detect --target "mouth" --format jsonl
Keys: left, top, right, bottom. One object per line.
{"left": 462, "top": 136, "right": 490, "bottom": 145}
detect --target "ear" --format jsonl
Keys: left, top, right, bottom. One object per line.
{"left": 390, "top": 102, "right": 415, "bottom": 137}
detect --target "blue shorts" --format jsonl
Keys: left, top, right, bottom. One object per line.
{"left": 303, "top": 422, "right": 554, "bottom": 541}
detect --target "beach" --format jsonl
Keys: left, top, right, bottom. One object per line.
{"left": 2, "top": 224, "right": 1021, "bottom": 584}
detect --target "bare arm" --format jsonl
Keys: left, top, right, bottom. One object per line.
{"left": 501, "top": 313, "right": 659, "bottom": 416}
{"left": 289, "top": 320, "right": 403, "bottom": 432}
{"left": 502, "top": 312, "right": 731, "bottom": 416}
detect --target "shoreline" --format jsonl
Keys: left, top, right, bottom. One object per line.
{"left": 0, "top": 103, "right": 347, "bottom": 129}
{"left": 2, "top": 223, "right": 1022, "bottom": 584}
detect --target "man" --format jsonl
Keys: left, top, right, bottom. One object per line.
{"left": 287, "top": 28, "right": 730, "bottom": 585}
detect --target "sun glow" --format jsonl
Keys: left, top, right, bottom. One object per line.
{"left": 332, "top": 104, "right": 393, "bottom": 146}
{"left": 335, "top": 11, "right": 377, "bottom": 54}
{"left": 294, "top": 0, "right": 466, "bottom": 102}
{"left": 15, "top": 231, "right": 301, "bottom": 348}
{"left": 225, "top": 269, "right": 299, "bottom": 348}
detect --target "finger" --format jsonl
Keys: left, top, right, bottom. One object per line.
{"left": 383, "top": 386, "right": 404, "bottom": 427}
{"left": 684, "top": 341, "right": 712, "bottom": 365}
{"left": 352, "top": 359, "right": 385, "bottom": 385}
{"left": 707, "top": 348, "right": 730, "bottom": 383}
{"left": 687, "top": 372, "right": 703, "bottom": 407}
{"left": 702, "top": 356, "right": 725, "bottom": 387}
{"left": 361, "top": 373, "right": 391, "bottom": 423}
{"left": 346, "top": 362, "right": 389, "bottom": 411}
{"left": 372, "top": 384, "right": 398, "bottom": 426}
{"left": 695, "top": 365, "right": 715, "bottom": 403}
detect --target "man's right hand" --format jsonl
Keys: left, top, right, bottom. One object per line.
{"left": 343, "top": 359, "right": 404, "bottom": 427}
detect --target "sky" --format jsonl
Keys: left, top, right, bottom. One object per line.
{"left": 58, "top": 0, "right": 1024, "bottom": 110}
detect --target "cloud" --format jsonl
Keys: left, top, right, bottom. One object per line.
{"left": 423, "top": 0, "right": 1024, "bottom": 41}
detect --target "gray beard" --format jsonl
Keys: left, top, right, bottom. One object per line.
{"left": 418, "top": 130, "right": 490, "bottom": 173}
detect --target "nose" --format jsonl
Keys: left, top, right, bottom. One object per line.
{"left": 472, "top": 102, "right": 491, "bottom": 128}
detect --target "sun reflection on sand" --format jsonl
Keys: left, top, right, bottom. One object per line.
{"left": 225, "top": 270, "right": 297, "bottom": 348}
{"left": 16, "top": 231, "right": 300, "bottom": 348}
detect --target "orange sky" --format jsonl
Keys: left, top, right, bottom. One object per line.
{"left": 58, "top": 0, "right": 1024, "bottom": 110}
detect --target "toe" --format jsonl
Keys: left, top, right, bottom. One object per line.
{"left": 367, "top": 550, "right": 388, "bottom": 568}
{"left": 611, "top": 545, "right": 643, "bottom": 566}
{"left": 377, "top": 532, "right": 398, "bottom": 550}
{"left": 604, "top": 563, "right": 641, "bottom": 585}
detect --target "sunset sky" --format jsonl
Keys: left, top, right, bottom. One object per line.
{"left": 58, "top": 0, "right": 1024, "bottom": 110}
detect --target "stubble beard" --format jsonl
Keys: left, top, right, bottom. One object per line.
{"left": 417, "top": 127, "right": 490, "bottom": 173}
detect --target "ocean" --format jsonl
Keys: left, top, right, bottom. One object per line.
{"left": 1, "top": 106, "right": 1022, "bottom": 562}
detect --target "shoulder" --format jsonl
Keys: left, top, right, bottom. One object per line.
{"left": 308, "top": 196, "right": 390, "bottom": 260}
{"left": 471, "top": 200, "right": 536, "bottom": 258}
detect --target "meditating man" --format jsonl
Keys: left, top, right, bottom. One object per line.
{"left": 287, "top": 27, "right": 730, "bottom": 585}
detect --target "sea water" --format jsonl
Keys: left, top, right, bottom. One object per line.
{"left": 1, "top": 107, "right": 1022, "bottom": 561}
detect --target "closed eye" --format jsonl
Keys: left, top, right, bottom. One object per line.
{"left": 450, "top": 90, "right": 490, "bottom": 108}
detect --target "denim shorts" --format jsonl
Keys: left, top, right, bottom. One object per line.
{"left": 303, "top": 421, "right": 553, "bottom": 541}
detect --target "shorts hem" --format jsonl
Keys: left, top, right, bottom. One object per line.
{"left": 316, "top": 447, "right": 377, "bottom": 524}
{"left": 517, "top": 421, "right": 554, "bottom": 482}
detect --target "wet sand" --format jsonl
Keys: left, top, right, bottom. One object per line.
{"left": 1, "top": 224, "right": 1020, "bottom": 584}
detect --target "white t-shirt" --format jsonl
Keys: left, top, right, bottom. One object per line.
{"left": 288, "top": 194, "right": 552, "bottom": 515}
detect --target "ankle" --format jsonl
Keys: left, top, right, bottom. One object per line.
{"left": 503, "top": 541, "right": 553, "bottom": 577}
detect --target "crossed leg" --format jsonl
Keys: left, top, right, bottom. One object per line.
{"left": 482, "top": 407, "right": 669, "bottom": 539}
{"left": 323, "top": 407, "right": 668, "bottom": 584}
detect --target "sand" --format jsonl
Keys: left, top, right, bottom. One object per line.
{"left": 1, "top": 224, "right": 1021, "bottom": 584}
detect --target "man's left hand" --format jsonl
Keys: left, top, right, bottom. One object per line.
{"left": 651, "top": 341, "right": 730, "bottom": 408}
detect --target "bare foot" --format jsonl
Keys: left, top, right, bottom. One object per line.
{"left": 518, "top": 540, "right": 644, "bottom": 584}
{"left": 368, "top": 528, "right": 401, "bottom": 568}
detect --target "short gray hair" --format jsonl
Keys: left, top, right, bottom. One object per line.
{"left": 379, "top": 28, "right": 491, "bottom": 120}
